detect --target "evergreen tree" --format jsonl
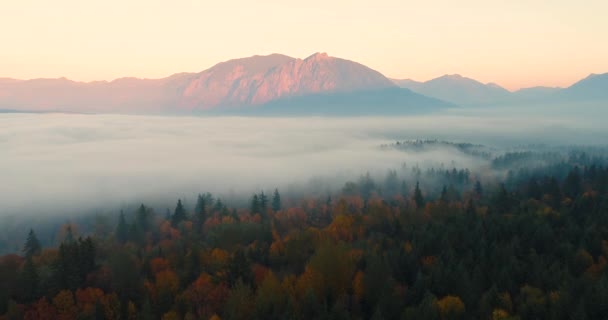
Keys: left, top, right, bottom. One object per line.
{"left": 259, "top": 191, "right": 268, "bottom": 213}
{"left": 140, "top": 298, "right": 155, "bottom": 320}
{"left": 228, "top": 248, "right": 253, "bottom": 287}
{"left": 384, "top": 169, "right": 399, "bottom": 195}
{"left": 63, "top": 225, "right": 75, "bottom": 243}
{"left": 215, "top": 198, "right": 225, "bottom": 213}
{"left": 474, "top": 180, "right": 483, "bottom": 196}
{"left": 272, "top": 188, "right": 282, "bottom": 211}
{"left": 19, "top": 258, "right": 39, "bottom": 302}
{"left": 116, "top": 210, "right": 128, "bottom": 244}
{"left": 527, "top": 178, "right": 543, "bottom": 200}
{"left": 251, "top": 194, "right": 260, "bottom": 215}
{"left": 193, "top": 194, "right": 208, "bottom": 234}
{"left": 414, "top": 181, "right": 425, "bottom": 208}
{"left": 440, "top": 185, "right": 449, "bottom": 203}
{"left": 564, "top": 166, "right": 582, "bottom": 198}
{"left": 400, "top": 180, "right": 409, "bottom": 199}
{"left": 22, "top": 229, "right": 41, "bottom": 258}
{"left": 302, "top": 289, "right": 323, "bottom": 319}
{"left": 135, "top": 203, "right": 151, "bottom": 232}
{"left": 494, "top": 184, "right": 512, "bottom": 214}
{"left": 195, "top": 194, "right": 208, "bottom": 222}
{"left": 171, "top": 199, "right": 187, "bottom": 226}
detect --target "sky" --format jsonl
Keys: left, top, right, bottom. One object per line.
{"left": 1, "top": 0, "right": 607, "bottom": 90}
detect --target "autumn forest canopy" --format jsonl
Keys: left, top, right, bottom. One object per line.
{"left": 2, "top": 140, "right": 608, "bottom": 320}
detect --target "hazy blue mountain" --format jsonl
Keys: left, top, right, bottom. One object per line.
{"left": 557, "top": 73, "right": 608, "bottom": 100}
{"left": 225, "top": 87, "right": 454, "bottom": 116}
{"left": 392, "top": 74, "right": 512, "bottom": 106}
{"left": 512, "top": 86, "right": 562, "bottom": 102}
{"left": 394, "top": 73, "right": 608, "bottom": 106}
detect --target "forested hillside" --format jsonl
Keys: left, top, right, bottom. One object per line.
{"left": 1, "top": 146, "right": 608, "bottom": 320}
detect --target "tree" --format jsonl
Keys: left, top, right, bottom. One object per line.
{"left": 227, "top": 248, "right": 253, "bottom": 287}
{"left": 62, "top": 225, "right": 75, "bottom": 244}
{"left": 272, "top": 189, "right": 282, "bottom": 212}
{"left": 474, "top": 180, "right": 483, "bottom": 196}
{"left": 116, "top": 211, "right": 128, "bottom": 244}
{"left": 193, "top": 194, "right": 207, "bottom": 233}
{"left": 195, "top": 194, "right": 208, "bottom": 226}
{"left": 224, "top": 280, "right": 253, "bottom": 320}
{"left": 259, "top": 192, "right": 269, "bottom": 213}
{"left": 493, "top": 184, "right": 512, "bottom": 214}
{"left": 135, "top": 203, "right": 152, "bottom": 232}
{"left": 254, "top": 272, "right": 286, "bottom": 319}
{"left": 384, "top": 169, "right": 400, "bottom": 195}
{"left": 23, "top": 229, "right": 41, "bottom": 258}
{"left": 251, "top": 194, "right": 260, "bottom": 215}
{"left": 171, "top": 199, "right": 187, "bottom": 226}
{"left": 19, "top": 258, "right": 39, "bottom": 302}
{"left": 414, "top": 181, "right": 425, "bottom": 208}
{"left": 301, "top": 289, "right": 324, "bottom": 319}
{"left": 436, "top": 295, "right": 465, "bottom": 320}
{"left": 440, "top": 185, "right": 449, "bottom": 203}
{"left": 564, "top": 166, "right": 582, "bottom": 199}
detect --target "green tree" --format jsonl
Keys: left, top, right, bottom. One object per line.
{"left": 195, "top": 194, "right": 208, "bottom": 230}
{"left": 116, "top": 211, "right": 129, "bottom": 244}
{"left": 224, "top": 280, "right": 253, "bottom": 320}
{"left": 272, "top": 188, "right": 282, "bottom": 211}
{"left": 136, "top": 203, "right": 152, "bottom": 232}
{"left": 440, "top": 185, "right": 449, "bottom": 203}
{"left": 251, "top": 194, "right": 260, "bottom": 215}
{"left": 23, "top": 229, "right": 41, "bottom": 258}
{"left": 19, "top": 258, "right": 39, "bottom": 302}
{"left": 259, "top": 192, "right": 268, "bottom": 213}
{"left": 474, "top": 180, "right": 483, "bottom": 196}
{"left": 171, "top": 199, "right": 187, "bottom": 226}
{"left": 414, "top": 181, "right": 425, "bottom": 208}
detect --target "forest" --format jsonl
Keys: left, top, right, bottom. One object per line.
{"left": 1, "top": 142, "right": 608, "bottom": 320}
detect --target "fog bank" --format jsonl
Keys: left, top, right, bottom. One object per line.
{"left": 1, "top": 111, "right": 606, "bottom": 216}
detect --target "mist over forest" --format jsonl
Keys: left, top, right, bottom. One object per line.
{"left": 2, "top": 107, "right": 606, "bottom": 217}
{"left": 2, "top": 108, "right": 607, "bottom": 247}
{"left": 3, "top": 106, "right": 608, "bottom": 319}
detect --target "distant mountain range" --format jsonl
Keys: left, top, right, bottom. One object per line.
{"left": 0, "top": 53, "right": 450, "bottom": 115}
{"left": 0, "top": 53, "right": 605, "bottom": 114}
{"left": 392, "top": 73, "right": 608, "bottom": 106}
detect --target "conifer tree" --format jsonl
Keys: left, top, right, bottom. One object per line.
{"left": 116, "top": 211, "right": 128, "bottom": 244}
{"left": 414, "top": 181, "right": 425, "bottom": 208}
{"left": 23, "top": 229, "right": 41, "bottom": 258}
{"left": 135, "top": 203, "right": 151, "bottom": 232}
{"left": 440, "top": 185, "right": 449, "bottom": 203}
{"left": 19, "top": 258, "right": 39, "bottom": 302}
{"left": 259, "top": 191, "right": 268, "bottom": 212}
{"left": 272, "top": 188, "right": 282, "bottom": 211}
{"left": 171, "top": 199, "right": 187, "bottom": 226}
{"left": 251, "top": 194, "right": 260, "bottom": 215}
{"left": 474, "top": 180, "right": 483, "bottom": 196}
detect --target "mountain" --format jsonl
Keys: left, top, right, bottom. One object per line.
{"left": 557, "top": 73, "right": 608, "bottom": 100}
{"left": 0, "top": 53, "right": 440, "bottom": 115}
{"left": 512, "top": 86, "right": 562, "bottom": 102}
{"left": 393, "top": 73, "right": 608, "bottom": 106}
{"left": 180, "top": 52, "right": 396, "bottom": 109}
{"left": 232, "top": 87, "right": 454, "bottom": 116}
{"left": 392, "top": 74, "right": 512, "bottom": 106}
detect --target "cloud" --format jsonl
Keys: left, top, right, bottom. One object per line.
{"left": 0, "top": 111, "right": 605, "bottom": 216}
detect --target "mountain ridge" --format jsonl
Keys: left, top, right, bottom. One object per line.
{"left": 0, "top": 52, "right": 418, "bottom": 114}
{"left": 1, "top": 54, "right": 605, "bottom": 113}
{"left": 392, "top": 72, "right": 607, "bottom": 106}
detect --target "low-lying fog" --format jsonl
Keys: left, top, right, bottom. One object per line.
{"left": 1, "top": 107, "right": 606, "bottom": 216}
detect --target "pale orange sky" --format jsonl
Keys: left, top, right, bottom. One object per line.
{"left": 1, "top": 0, "right": 607, "bottom": 91}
